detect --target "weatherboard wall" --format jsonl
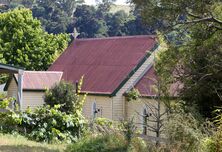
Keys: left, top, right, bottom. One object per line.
{"left": 22, "top": 92, "right": 45, "bottom": 111}
{"left": 126, "top": 97, "right": 166, "bottom": 137}
{"left": 82, "top": 95, "right": 113, "bottom": 120}
{"left": 7, "top": 77, "right": 18, "bottom": 107}
{"left": 112, "top": 47, "right": 158, "bottom": 121}
{"left": 7, "top": 77, "right": 45, "bottom": 110}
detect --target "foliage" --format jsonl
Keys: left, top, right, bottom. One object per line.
{"left": 132, "top": 0, "right": 222, "bottom": 117}
{"left": 65, "top": 133, "right": 147, "bottom": 152}
{"left": 21, "top": 105, "right": 85, "bottom": 143}
{"left": 120, "top": 118, "right": 137, "bottom": 145}
{"left": 0, "top": 92, "right": 6, "bottom": 100}
{"left": 32, "top": 0, "right": 83, "bottom": 34}
{"left": 0, "top": 8, "right": 69, "bottom": 70}
{"left": 73, "top": 5, "right": 108, "bottom": 38}
{"left": 126, "top": 88, "right": 141, "bottom": 101}
{"left": 201, "top": 108, "right": 222, "bottom": 152}
{"left": 73, "top": 4, "right": 154, "bottom": 38}
{"left": 164, "top": 102, "right": 205, "bottom": 152}
{"left": 1, "top": 1, "right": 154, "bottom": 37}
{"left": 0, "top": 98, "right": 86, "bottom": 143}
{"left": 44, "top": 80, "right": 81, "bottom": 114}
{"left": 93, "top": 117, "right": 113, "bottom": 128}
{"left": 66, "top": 134, "right": 127, "bottom": 152}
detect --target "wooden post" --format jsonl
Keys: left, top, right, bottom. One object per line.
{"left": 18, "top": 69, "right": 24, "bottom": 110}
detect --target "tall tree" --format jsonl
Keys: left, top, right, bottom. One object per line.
{"left": 132, "top": 0, "right": 222, "bottom": 117}
{"left": 32, "top": 0, "right": 83, "bottom": 34}
{"left": 74, "top": 5, "right": 108, "bottom": 38}
{"left": 106, "top": 10, "right": 128, "bottom": 36}
{"left": 123, "top": 9, "right": 154, "bottom": 35}
{"left": 0, "top": 8, "right": 69, "bottom": 70}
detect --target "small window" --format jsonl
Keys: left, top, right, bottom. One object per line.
{"left": 142, "top": 108, "right": 148, "bottom": 135}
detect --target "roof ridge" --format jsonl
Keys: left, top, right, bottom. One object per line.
{"left": 75, "top": 35, "right": 156, "bottom": 41}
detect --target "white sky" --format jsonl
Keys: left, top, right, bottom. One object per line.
{"left": 84, "top": 0, "right": 128, "bottom": 5}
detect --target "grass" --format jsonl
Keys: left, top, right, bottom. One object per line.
{"left": 0, "top": 134, "right": 66, "bottom": 152}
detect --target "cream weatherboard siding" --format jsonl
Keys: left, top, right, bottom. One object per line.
{"left": 126, "top": 97, "right": 166, "bottom": 137}
{"left": 83, "top": 95, "right": 113, "bottom": 120}
{"left": 112, "top": 48, "right": 158, "bottom": 121}
{"left": 7, "top": 77, "right": 45, "bottom": 110}
{"left": 7, "top": 77, "right": 18, "bottom": 99}
{"left": 7, "top": 77, "right": 18, "bottom": 109}
{"left": 22, "top": 92, "right": 45, "bottom": 110}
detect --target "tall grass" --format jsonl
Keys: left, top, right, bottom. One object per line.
{"left": 0, "top": 133, "right": 66, "bottom": 152}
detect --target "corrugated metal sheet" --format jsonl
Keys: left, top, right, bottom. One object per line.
{"left": 134, "top": 67, "right": 156, "bottom": 96}
{"left": 48, "top": 35, "right": 157, "bottom": 94}
{"left": 14, "top": 71, "right": 63, "bottom": 90}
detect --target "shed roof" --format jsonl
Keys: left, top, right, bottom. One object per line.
{"left": 48, "top": 35, "right": 157, "bottom": 95}
{"left": 14, "top": 71, "right": 63, "bottom": 91}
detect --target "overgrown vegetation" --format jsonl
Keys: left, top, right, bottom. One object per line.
{"left": 0, "top": 99, "right": 86, "bottom": 143}
{"left": 0, "top": 80, "right": 86, "bottom": 143}
{"left": 44, "top": 79, "right": 84, "bottom": 114}
{"left": 133, "top": 0, "right": 222, "bottom": 117}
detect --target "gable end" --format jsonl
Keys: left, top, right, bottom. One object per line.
{"left": 111, "top": 43, "right": 159, "bottom": 96}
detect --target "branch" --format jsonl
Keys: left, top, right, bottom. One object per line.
{"left": 186, "top": 10, "right": 202, "bottom": 19}
{"left": 186, "top": 8, "right": 222, "bottom": 25}
{"left": 183, "top": 17, "right": 215, "bottom": 24}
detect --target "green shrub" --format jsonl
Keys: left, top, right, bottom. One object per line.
{"left": 66, "top": 134, "right": 127, "bottom": 152}
{"left": 93, "top": 118, "right": 113, "bottom": 127}
{"left": 164, "top": 110, "right": 204, "bottom": 152}
{"left": 21, "top": 105, "right": 86, "bottom": 143}
{"left": 130, "top": 137, "right": 147, "bottom": 152}
{"left": 0, "top": 98, "right": 86, "bottom": 143}
{"left": 90, "top": 118, "right": 115, "bottom": 133}
{"left": 125, "top": 88, "right": 140, "bottom": 101}
{"left": 65, "top": 134, "right": 147, "bottom": 152}
{"left": 200, "top": 108, "right": 222, "bottom": 152}
{"left": 44, "top": 77, "right": 86, "bottom": 114}
{"left": 0, "top": 98, "right": 21, "bottom": 133}
{"left": 44, "top": 80, "right": 78, "bottom": 113}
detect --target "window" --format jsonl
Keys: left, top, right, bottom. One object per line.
{"left": 142, "top": 108, "right": 148, "bottom": 135}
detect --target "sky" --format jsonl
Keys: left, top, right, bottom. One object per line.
{"left": 84, "top": 0, "right": 128, "bottom": 5}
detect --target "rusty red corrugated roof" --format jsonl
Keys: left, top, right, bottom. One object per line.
{"left": 14, "top": 71, "right": 63, "bottom": 90}
{"left": 48, "top": 35, "right": 157, "bottom": 94}
{"left": 134, "top": 67, "right": 157, "bottom": 96}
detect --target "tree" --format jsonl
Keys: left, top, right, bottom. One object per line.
{"left": 0, "top": 8, "right": 69, "bottom": 70}
{"left": 44, "top": 79, "right": 86, "bottom": 114}
{"left": 135, "top": 75, "right": 169, "bottom": 146}
{"left": 132, "top": 0, "right": 222, "bottom": 117}
{"left": 123, "top": 9, "right": 154, "bottom": 36}
{"left": 106, "top": 10, "right": 128, "bottom": 36}
{"left": 74, "top": 5, "right": 108, "bottom": 38}
{"left": 31, "top": 0, "right": 83, "bottom": 34}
